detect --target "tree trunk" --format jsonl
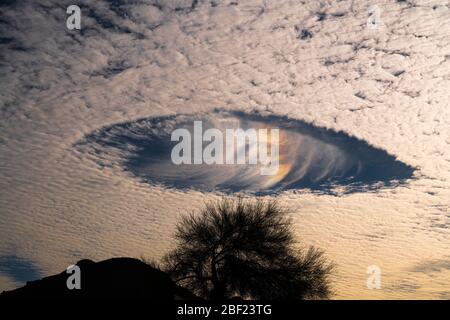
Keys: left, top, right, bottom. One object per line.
{"left": 210, "top": 254, "right": 225, "bottom": 300}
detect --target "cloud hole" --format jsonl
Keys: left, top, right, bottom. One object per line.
{"left": 74, "top": 110, "right": 415, "bottom": 194}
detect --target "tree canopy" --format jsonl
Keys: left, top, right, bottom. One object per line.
{"left": 163, "top": 198, "right": 334, "bottom": 300}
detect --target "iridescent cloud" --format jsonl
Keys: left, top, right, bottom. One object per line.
{"left": 75, "top": 110, "right": 415, "bottom": 194}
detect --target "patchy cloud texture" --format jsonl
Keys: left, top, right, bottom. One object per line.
{"left": 0, "top": 0, "right": 449, "bottom": 298}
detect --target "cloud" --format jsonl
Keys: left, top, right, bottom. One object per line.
{"left": 0, "top": 0, "right": 449, "bottom": 299}
{"left": 383, "top": 281, "right": 421, "bottom": 294}
{"left": 411, "top": 259, "right": 450, "bottom": 274}
{"left": 75, "top": 109, "right": 415, "bottom": 194}
{"left": 0, "top": 255, "right": 43, "bottom": 285}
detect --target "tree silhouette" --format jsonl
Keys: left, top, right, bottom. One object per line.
{"left": 163, "top": 198, "right": 334, "bottom": 300}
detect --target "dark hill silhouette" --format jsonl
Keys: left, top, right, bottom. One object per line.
{"left": 0, "top": 257, "right": 198, "bottom": 300}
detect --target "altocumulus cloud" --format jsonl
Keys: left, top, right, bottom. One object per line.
{"left": 0, "top": 0, "right": 449, "bottom": 299}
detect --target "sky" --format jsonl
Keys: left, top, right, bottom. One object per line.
{"left": 0, "top": 0, "right": 449, "bottom": 299}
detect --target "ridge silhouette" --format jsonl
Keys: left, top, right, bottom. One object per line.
{"left": 1, "top": 257, "right": 198, "bottom": 300}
